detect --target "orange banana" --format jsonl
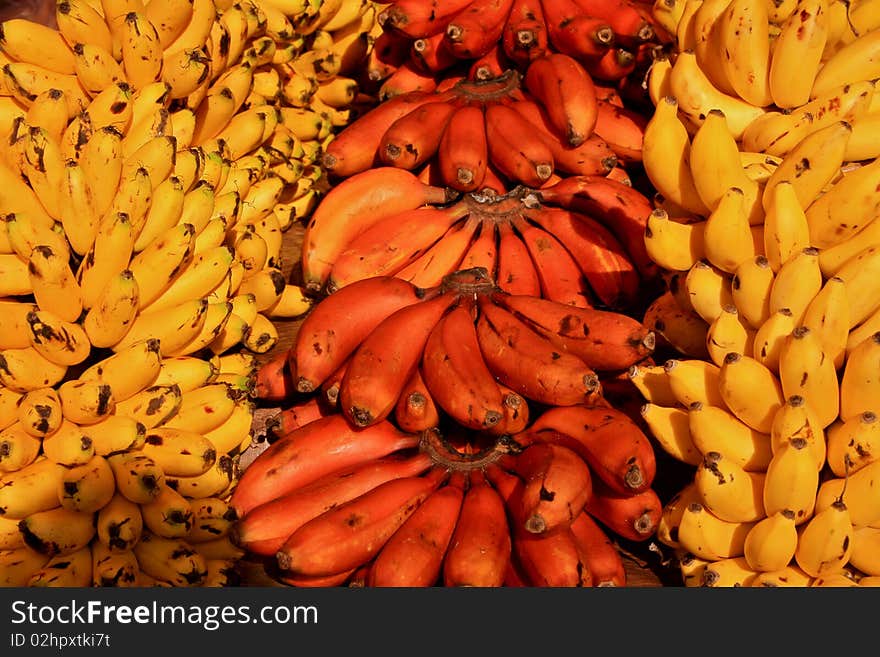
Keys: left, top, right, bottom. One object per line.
{"left": 584, "top": 479, "right": 663, "bottom": 542}
{"left": 513, "top": 525, "right": 593, "bottom": 586}
{"left": 468, "top": 43, "right": 513, "bottom": 81}
{"left": 457, "top": 219, "right": 498, "bottom": 277}
{"left": 496, "top": 217, "right": 542, "bottom": 296}
{"left": 570, "top": 510, "right": 627, "bottom": 586}
{"left": 301, "top": 167, "right": 453, "bottom": 291}
{"left": 444, "top": 0, "right": 515, "bottom": 60}
{"left": 538, "top": 174, "right": 659, "bottom": 281}
{"left": 232, "top": 452, "right": 433, "bottom": 558}
{"left": 265, "top": 397, "right": 332, "bottom": 439}
{"left": 512, "top": 214, "right": 593, "bottom": 308}
{"left": 524, "top": 52, "right": 598, "bottom": 146}
{"left": 475, "top": 295, "right": 603, "bottom": 406}
{"left": 437, "top": 104, "right": 489, "bottom": 192}
{"left": 592, "top": 97, "right": 647, "bottom": 165}
{"left": 393, "top": 366, "right": 441, "bottom": 433}
{"left": 410, "top": 31, "right": 459, "bottom": 74}
{"left": 378, "top": 60, "right": 439, "bottom": 100}
{"left": 541, "top": 0, "right": 615, "bottom": 59}
{"left": 368, "top": 474, "right": 465, "bottom": 586}
{"left": 485, "top": 101, "right": 555, "bottom": 187}
{"left": 443, "top": 470, "right": 511, "bottom": 586}
{"left": 322, "top": 91, "right": 451, "bottom": 179}
{"left": 501, "top": 441, "right": 593, "bottom": 534}
{"left": 293, "top": 276, "right": 431, "bottom": 393}
{"left": 490, "top": 290, "right": 655, "bottom": 371}
{"left": 339, "top": 291, "right": 458, "bottom": 427}
{"left": 229, "top": 415, "right": 421, "bottom": 517}
{"left": 276, "top": 468, "right": 447, "bottom": 577}
{"left": 525, "top": 403, "right": 656, "bottom": 495}
{"left": 380, "top": 0, "right": 477, "bottom": 39}
{"left": 378, "top": 100, "right": 458, "bottom": 170}
{"left": 394, "top": 216, "right": 481, "bottom": 288}
{"left": 253, "top": 349, "right": 294, "bottom": 403}
{"left": 420, "top": 301, "right": 508, "bottom": 431}
{"left": 327, "top": 202, "right": 471, "bottom": 292}
{"left": 572, "top": 0, "right": 655, "bottom": 47}
{"left": 523, "top": 203, "right": 641, "bottom": 311}
{"left": 502, "top": 0, "right": 550, "bottom": 67}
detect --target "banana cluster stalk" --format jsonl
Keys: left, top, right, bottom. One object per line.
{"left": 638, "top": 9, "right": 880, "bottom": 582}
{"left": 0, "top": 0, "right": 391, "bottom": 587}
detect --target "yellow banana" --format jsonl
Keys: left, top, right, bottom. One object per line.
{"left": 25, "top": 309, "right": 91, "bottom": 367}
{"left": 82, "top": 269, "right": 140, "bottom": 349}
{"left": 703, "top": 187, "right": 757, "bottom": 275}
{"left": 0, "top": 252, "right": 32, "bottom": 297}
{"left": 57, "top": 377, "right": 116, "bottom": 426}
{"left": 116, "top": 298, "right": 210, "bottom": 357}
{"left": 669, "top": 50, "right": 767, "bottom": 139}
{"left": 84, "top": 81, "right": 134, "bottom": 134}
{"left": 82, "top": 414, "right": 145, "bottom": 457}
{"left": 0, "top": 422, "right": 41, "bottom": 474}
{"left": 806, "top": 157, "right": 880, "bottom": 250}
{"left": 166, "top": 300, "right": 233, "bottom": 357}
{"left": 0, "top": 457, "right": 65, "bottom": 519}
{"left": 56, "top": 0, "right": 115, "bottom": 55}
{"left": 0, "top": 346, "right": 68, "bottom": 392}
{"left": 684, "top": 260, "right": 734, "bottom": 325}
{"left": 130, "top": 222, "right": 197, "bottom": 310}
{"left": 767, "top": 246, "right": 822, "bottom": 326}
{"left": 57, "top": 454, "right": 116, "bottom": 513}
{"left": 839, "top": 330, "right": 880, "bottom": 421}
{"left": 768, "top": 0, "right": 829, "bottom": 108}
{"left": 133, "top": 531, "right": 207, "bottom": 586}
{"left": 762, "top": 181, "right": 810, "bottom": 275}
{"left": 826, "top": 411, "right": 880, "bottom": 477}
{"left": 69, "top": 339, "right": 153, "bottom": 403}
{"left": 752, "top": 306, "right": 796, "bottom": 374}
{"left": 700, "top": 556, "right": 761, "bottom": 586}
{"left": 643, "top": 209, "right": 707, "bottom": 272}
{"left": 763, "top": 435, "right": 820, "bottom": 524}
{"left": 264, "top": 282, "right": 313, "bottom": 319}
{"left": 201, "top": 397, "right": 254, "bottom": 455}
{"left": 27, "top": 544, "right": 93, "bottom": 586}
{"left": 76, "top": 211, "right": 136, "bottom": 311}
{"left": 691, "top": 0, "right": 738, "bottom": 96}
{"left": 688, "top": 401, "right": 773, "bottom": 472}
{"left": 794, "top": 497, "right": 853, "bottom": 577}
{"left": 213, "top": 352, "right": 255, "bottom": 377}
{"left": 163, "top": 0, "right": 215, "bottom": 56}
{"left": 16, "top": 387, "right": 62, "bottom": 439}
{"left": 730, "top": 255, "right": 774, "bottom": 329}
{"left": 213, "top": 105, "right": 270, "bottom": 161}
{"left": 815, "top": 458, "right": 880, "bottom": 526}
{"left": 706, "top": 304, "right": 757, "bottom": 367}
{"left": 0, "top": 300, "right": 37, "bottom": 350}
{"left": 719, "top": 352, "right": 785, "bottom": 433}
{"left": 770, "top": 393, "right": 826, "bottom": 469}
{"left": 121, "top": 134, "right": 175, "bottom": 193}
{"left": 114, "top": 383, "right": 182, "bottom": 430}
{"left": 834, "top": 246, "right": 880, "bottom": 329}
{"left": 140, "top": 483, "right": 194, "bottom": 538}
{"left": 140, "top": 245, "right": 234, "bottom": 315}
{"left": 717, "top": 0, "right": 773, "bottom": 106}
{"left": 72, "top": 41, "right": 128, "bottom": 94}
{"left": 107, "top": 450, "right": 165, "bottom": 505}
{"left": 695, "top": 450, "right": 766, "bottom": 522}
{"left": 0, "top": 514, "right": 24, "bottom": 551}
{"left": 165, "top": 454, "right": 237, "bottom": 499}
{"left": 800, "top": 275, "right": 848, "bottom": 370}
{"left": 849, "top": 526, "right": 880, "bottom": 576}
{"left": 677, "top": 501, "right": 756, "bottom": 561}
{"left": 91, "top": 542, "right": 140, "bottom": 587}
{"left": 643, "top": 290, "right": 712, "bottom": 359}
{"left": 811, "top": 29, "right": 880, "bottom": 99}
{"left": 79, "top": 125, "right": 124, "bottom": 217}
{"left": 190, "top": 534, "right": 244, "bottom": 561}
{"left": 2, "top": 61, "right": 89, "bottom": 116}
{"left": 678, "top": 551, "right": 711, "bottom": 587}
{"left": 641, "top": 96, "right": 711, "bottom": 216}
{"left": 162, "top": 382, "right": 244, "bottom": 435}
{"left": 845, "top": 112, "right": 880, "bottom": 162}
{"left": 762, "top": 120, "right": 852, "bottom": 213}
{"left": 5, "top": 212, "right": 69, "bottom": 268}
{"left": 154, "top": 356, "right": 218, "bottom": 393}
{"left": 42, "top": 420, "right": 95, "bottom": 467}
{"left": 120, "top": 11, "right": 163, "bottom": 91}
{"left": 777, "top": 325, "right": 839, "bottom": 428}
{"left": 640, "top": 402, "right": 703, "bottom": 465}
{"left": 657, "top": 481, "right": 701, "bottom": 549}
{"left": 187, "top": 496, "right": 236, "bottom": 544}
{"left": 25, "top": 88, "right": 70, "bottom": 145}
{"left": 141, "top": 426, "right": 216, "bottom": 478}
{"left": 742, "top": 510, "right": 798, "bottom": 572}
{"left": 664, "top": 358, "right": 726, "bottom": 409}
{"left": 59, "top": 161, "right": 100, "bottom": 259}
{"left": 240, "top": 311, "right": 278, "bottom": 354}
{"left": 751, "top": 564, "right": 813, "bottom": 586}
{"left": 96, "top": 491, "right": 144, "bottom": 552}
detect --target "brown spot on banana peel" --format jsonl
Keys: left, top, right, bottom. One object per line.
{"left": 703, "top": 451, "right": 728, "bottom": 484}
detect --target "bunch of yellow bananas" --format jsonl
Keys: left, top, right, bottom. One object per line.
{"left": 631, "top": 0, "right": 880, "bottom": 587}
{"left": 0, "top": 0, "right": 383, "bottom": 587}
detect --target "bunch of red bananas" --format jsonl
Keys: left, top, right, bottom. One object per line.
{"left": 232, "top": 269, "right": 662, "bottom": 586}
{"left": 300, "top": 168, "right": 660, "bottom": 313}
{"left": 322, "top": 54, "right": 648, "bottom": 187}
{"left": 366, "top": 0, "right": 668, "bottom": 97}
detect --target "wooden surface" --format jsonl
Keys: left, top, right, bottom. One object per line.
{"left": 237, "top": 219, "right": 684, "bottom": 588}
